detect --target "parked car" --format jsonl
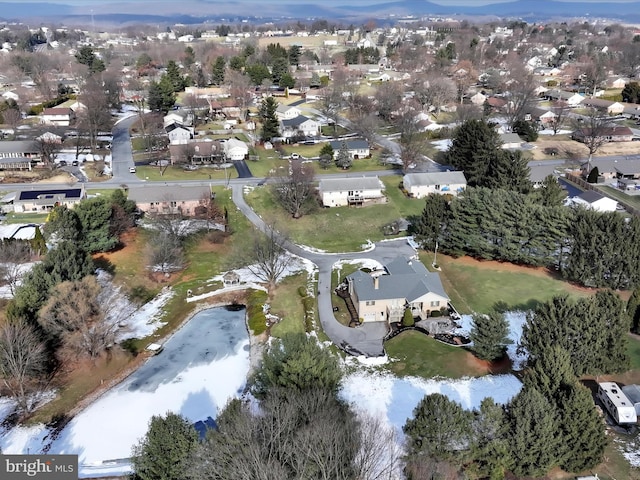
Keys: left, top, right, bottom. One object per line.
{"left": 129, "top": 166, "right": 137, "bottom": 173}
{"left": 291, "top": 153, "right": 300, "bottom": 160}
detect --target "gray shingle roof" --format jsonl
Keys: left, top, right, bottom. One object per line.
{"left": 403, "top": 171, "right": 467, "bottom": 186}
{"left": 329, "top": 139, "right": 369, "bottom": 150}
{"left": 127, "top": 185, "right": 211, "bottom": 203}
{"left": 319, "top": 177, "right": 382, "bottom": 192}
{"left": 0, "top": 141, "right": 39, "bottom": 154}
{"left": 281, "top": 115, "right": 312, "bottom": 128}
{"left": 347, "top": 256, "right": 449, "bottom": 303}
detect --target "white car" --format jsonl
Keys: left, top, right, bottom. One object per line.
{"left": 291, "top": 153, "right": 300, "bottom": 160}
{"left": 129, "top": 166, "right": 137, "bottom": 173}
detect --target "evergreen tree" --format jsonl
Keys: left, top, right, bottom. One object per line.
{"left": 44, "top": 206, "right": 82, "bottom": 243}
{"left": 132, "top": 412, "right": 198, "bottom": 480}
{"left": 211, "top": 56, "right": 226, "bottom": 86}
{"left": 319, "top": 153, "right": 333, "bottom": 169}
{"left": 535, "top": 174, "right": 567, "bottom": 207}
{"left": 74, "top": 197, "right": 119, "bottom": 253}
{"left": 512, "top": 119, "right": 539, "bottom": 142}
{"left": 523, "top": 344, "right": 575, "bottom": 401}
{"left": 485, "top": 149, "right": 532, "bottom": 193}
{"left": 30, "top": 226, "right": 47, "bottom": 256}
{"left": 182, "top": 46, "right": 195, "bottom": 68}
{"left": 194, "top": 67, "right": 206, "bottom": 88}
{"left": 75, "top": 45, "right": 105, "bottom": 73}
{"left": 271, "top": 57, "right": 290, "bottom": 85}
{"left": 471, "top": 398, "right": 513, "bottom": 480}
{"left": 319, "top": 143, "right": 334, "bottom": 159}
{"left": 246, "top": 63, "right": 271, "bottom": 85}
{"left": 258, "top": 97, "right": 280, "bottom": 142}
{"left": 44, "top": 241, "right": 94, "bottom": 285}
{"left": 402, "top": 308, "right": 415, "bottom": 327}
{"left": 251, "top": 333, "right": 342, "bottom": 399}
{"left": 335, "top": 141, "right": 352, "bottom": 169}
{"left": 622, "top": 81, "right": 640, "bottom": 103}
{"left": 508, "top": 387, "right": 561, "bottom": 478}
{"left": 628, "top": 286, "right": 640, "bottom": 332}
{"left": 165, "top": 60, "right": 186, "bottom": 93}
{"left": 445, "top": 119, "right": 502, "bottom": 187}
{"left": 403, "top": 393, "right": 473, "bottom": 461}
{"left": 557, "top": 382, "right": 607, "bottom": 473}
{"left": 147, "top": 81, "right": 175, "bottom": 113}
{"left": 587, "top": 166, "right": 600, "bottom": 183}
{"left": 279, "top": 72, "right": 295, "bottom": 89}
{"left": 413, "top": 194, "right": 448, "bottom": 251}
{"left": 469, "top": 311, "right": 512, "bottom": 361}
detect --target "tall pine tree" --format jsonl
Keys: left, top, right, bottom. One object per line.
{"left": 469, "top": 311, "right": 512, "bottom": 361}
{"left": 259, "top": 97, "right": 280, "bottom": 142}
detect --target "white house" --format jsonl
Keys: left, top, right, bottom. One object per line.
{"left": 281, "top": 115, "right": 320, "bottom": 139}
{"left": 500, "top": 133, "right": 523, "bottom": 149}
{"left": 40, "top": 107, "right": 74, "bottom": 127}
{"left": 222, "top": 138, "right": 248, "bottom": 161}
{"left": 403, "top": 171, "right": 467, "bottom": 198}
{"left": 569, "top": 190, "right": 618, "bottom": 212}
{"left": 164, "top": 110, "right": 194, "bottom": 127}
{"left": 470, "top": 91, "right": 487, "bottom": 105}
{"left": 275, "top": 103, "right": 301, "bottom": 120}
{"left": 165, "top": 123, "right": 194, "bottom": 145}
{"left": 1, "top": 91, "right": 19, "bottom": 102}
{"left": 318, "top": 176, "right": 385, "bottom": 207}
{"left": 329, "top": 139, "right": 370, "bottom": 159}
{"left": 608, "top": 102, "right": 625, "bottom": 115}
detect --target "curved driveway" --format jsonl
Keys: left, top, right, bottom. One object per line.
{"left": 232, "top": 184, "right": 415, "bottom": 357}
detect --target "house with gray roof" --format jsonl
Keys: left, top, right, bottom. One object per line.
{"left": 127, "top": 185, "right": 211, "bottom": 216}
{"left": 329, "top": 139, "right": 370, "bottom": 159}
{"left": 318, "top": 176, "right": 385, "bottom": 207}
{"left": 403, "top": 171, "right": 466, "bottom": 198}
{"left": 280, "top": 115, "right": 320, "bottom": 139}
{"left": 346, "top": 256, "right": 449, "bottom": 323}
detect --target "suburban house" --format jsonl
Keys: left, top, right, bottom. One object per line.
{"left": 0, "top": 140, "right": 40, "bottom": 160}
{"left": 572, "top": 126, "right": 634, "bottom": 144}
{"left": 169, "top": 140, "right": 224, "bottom": 165}
{"left": 163, "top": 110, "right": 194, "bottom": 127}
{"left": 275, "top": 103, "right": 301, "bottom": 120}
{"left": 529, "top": 164, "right": 562, "bottom": 188}
{"left": 500, "top": 132, "right": 524, "bottom": 149}
{"left": 580, "top": 157, "right": 640, "bottom": 181}
{"left": 329, "top": 139, "right": 370, "bottom": 159}
{"left": 403, "top": 171, "right": 467, "bottom": 198}
{"left": 546, "top": 90, "right": 585, "bottom": 107}
{"left": 524, "top": 107, "right": 557, "bottom": 125}
{"left": 40, "top": 107, "right": 75, "bottom": 127}
{"left": 165, "top": 123, "right": 194, "bottom": 145}
{"left": 10, "top": 186, "right": 86, "bottom": 213}
{"left": 318, "top": 176, "right": 385, "bottom": 207}
{"left": 281, "top": 115, "right": 320, "bottom": 139}
{"left": 127, "top": 185, "right": 211, "bottom": 216}
{"left": 207, "top": 98, "right": 241, "bottom": 119}
{"left": 221, "top": 138, "right": 248, "bottom": 161}
{"left": 569, "top": 190, "right": 618, "bottom": 212}
{"left": 470, "top": 91, "right": 487, "bottom": 105}
{"left": 607, "top": 102, "right": 625, "bottom": 115}
{"left": 345, "top": 256, "right": 450, "bottom": 323}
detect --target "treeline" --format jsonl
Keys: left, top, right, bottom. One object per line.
{"left": 0, "top": 191, "right": 137, "bottom": 412}
{"left": 414, "top": 187, "right": 640, "bottom": 289}
{"left": 403, "top": 291, "right": 626, "bottom": 479}
{"left": 132, "top": 334, "right": 400, "bottom": 480}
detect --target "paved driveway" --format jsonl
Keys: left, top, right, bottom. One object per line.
{"left": 232, "top": 184, "right": 415, "bottom": 356}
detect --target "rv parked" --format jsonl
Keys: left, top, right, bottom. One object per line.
{"left": 597, "top": 382, "right": 638, "bottom": 425}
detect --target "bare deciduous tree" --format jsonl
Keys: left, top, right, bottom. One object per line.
{"left": 77, "top": 76, "right": 113, "bottom": 152}
{"left": 548, "top": 100, "right": 569, "bottom": 135}
{"left": 396, "top": 102, "right": 427, "bottom": 172}
{"left": 0, "top": 241, "right": 32, "bottom": 296}
{"left": 272, "top": 159, "right": 316, "bottom": 219}
{"left": 0, "top": 319, "right": 47, "bottom": 413}
{"left": 503, "top": 63, "right": 538, "bottom": 129}
{"left": 572, "top": 107, "right": 612, "bottom": 171}
{"left": 37, "top": 137, "right": 62, "bottom": 167}
{"left": 240, "top": 224, "right": 293, "bottom": 292}
{"left": 354, "top": 415, "right": 403, "bottom": 480}
{"left": 414, "top": 76, "right": 456, "bottom": 119}
{"left": 3, "top": 108, "right": 22, "bottom": 130}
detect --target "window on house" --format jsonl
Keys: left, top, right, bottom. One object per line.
{"left": 366, "top": 300, "right": 375, "bottom": 306}
{"left": 434, "top": 184, "right": 440, "bottom": 190}
{"left": 430, "top": 300, "right": 440, "bottom": 307}
{"left": 170, "top": 201, "right": 177, "bottom": 207}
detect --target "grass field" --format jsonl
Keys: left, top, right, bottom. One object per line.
{"left": 134, "top": 165, "right": 237, "bottom": 182}
{"left": 385, "top": 331, "right": 491, "bottom": 378}
{"left": 269, "top": 273, "right": 308, "bottom": 338}
{"left": 244, "top": 174, "right": 422, "bottom": 252}
{"left": 432, "top": 253, "right": 593, "bottom": 314}
{"left": 3, "top": 212, "right": 49, "bottom": 224}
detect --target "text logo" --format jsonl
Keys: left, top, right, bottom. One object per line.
{"left": 1, "top": 455, "right": 78, "bottom": 480}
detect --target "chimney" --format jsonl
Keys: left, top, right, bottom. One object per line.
{"left": 374, "top": 276, "right": 379, "bottom": 290}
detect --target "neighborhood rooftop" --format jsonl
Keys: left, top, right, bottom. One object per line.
{"left": 403, "top": 171, "right": 467, "bottom": 186}
{"left": 318, "top": 177, "right": 383, "bottom": 191}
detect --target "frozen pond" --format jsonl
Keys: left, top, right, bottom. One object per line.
{"left": 42, "top": 306, "right": 249, "bottom": 476}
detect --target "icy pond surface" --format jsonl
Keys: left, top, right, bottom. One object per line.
{"left": 47, "top": 306, "right": 249, "bottom": 476}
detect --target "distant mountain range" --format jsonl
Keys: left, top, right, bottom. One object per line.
{"left": 3, "top": 0, "right": 640, "bottom": 25}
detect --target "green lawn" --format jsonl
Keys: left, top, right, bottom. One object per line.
{"left": 270, "top": 273, "right": 308, "bottom": 337}
{"left": 134, "top": 165, "right": 237, "bottom": 182}
{"left": 385, "top": 331, "right": 482, "bottom": 378}
{"left": 244, "top": 174, "right": 423, "bottom": 252}
{"left": 3, "top": 212, "right": 49, "bottom": 224}
{"left": 434, "top": 254, "right": 593, "bottom": 315}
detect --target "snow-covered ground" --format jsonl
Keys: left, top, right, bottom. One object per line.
{"left": 431, "top": 139, "right": 452, "bottom": 152}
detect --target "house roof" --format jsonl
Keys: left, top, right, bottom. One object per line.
{"left": 529, "top": 164, "right": 560, "bottom": 183}
{"left": 347, "top": 256, "right": 449, "bottom": 303}
{"left": 281, "top": 115, "right": 314, "bottom": 128}
{"left": 276, "top": 104, "right": 299, "bottom": 113}
{"left": 165, "top": 123, "right": 191, "bottom": 134}
{"left": 574, "top": 126, "right": 633, "bottom": 137}
{"left": 222, "top": 138, "right": 248, "bottom": 151}
{"left": 127, "top": 185, "right": 211, "bottom": 203}
{"left": 403, "top": 171, "right": 466, "bottom": 186}
{"left": 17, "top": 187, "right": 84, "bottom": 201}
{"left": 42, "top": 107, "right": 72, "bottom": 116}
{"left": 329, "top": 139, "right": 369, "bottom": 150}
{"left": 0, "top": 140, "right": 39, "bottom": 154}
{"left": 583, "top": 157, "right": 640, "bottom": 175}
{"left": 319, "top": 176, "right": 383, "bottom": 192}
{"left": 500, "top": 133, "right": 522, "bottom": 144}
{"left": 576, "top": 190, "right": 606, "bottom": 204}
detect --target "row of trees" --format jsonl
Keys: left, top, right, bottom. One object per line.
{"left": 414, "top": 186, "right": 640, "bottom": 289}
{"left": 405, "top": 292, "right": 624, "bottom": 478}
{"left": 132, "top": 333, "right": 401, "bottom": 480}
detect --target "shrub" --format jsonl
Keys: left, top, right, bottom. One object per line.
{"left": 129, "top": 285, "right": 156, "bottom": 305}
{"left": 430, "top": 310, "right": 442, "bottom": 318}
{"left": 247, "top": 289, "right": 268, "bottom": 335}
{"left": 402, "top": 308, "right": 415, "bottom": 327}
{"left": 121, "top": 338, "right": 141, "bottom": 356}
{"left": 297, "top": 286, "right": 307, "bottom": 297}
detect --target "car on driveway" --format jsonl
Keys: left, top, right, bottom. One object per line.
{"left": 129, "top": 166, "right": 137, "bottom": 173}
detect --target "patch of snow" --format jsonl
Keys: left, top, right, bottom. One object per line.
{"left": 0, "top": 262, "right": 38, "bottom": 299}
{"left": 431, "top": 139, "right": 452, "bottom": 151}
{"left": 120, "top": 288, "right": 173, "bottom": 340}
{"left": 340, "top": 370, "right": 522, "bottom": 433}
{"left": 538, "top": 128, "right": 572, "bottom": 135}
